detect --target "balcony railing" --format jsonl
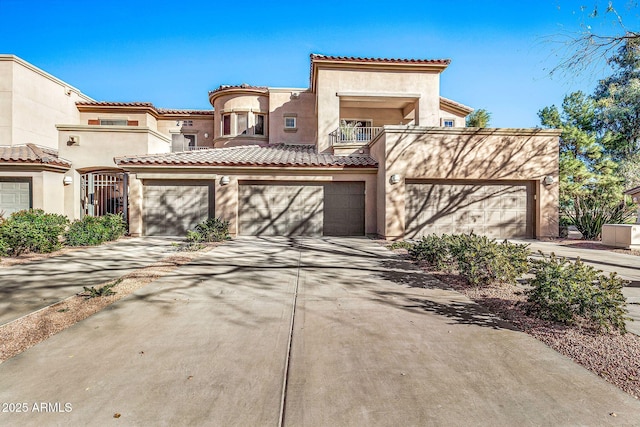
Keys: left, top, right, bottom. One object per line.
{"left": 187, "top": 146, "right": 211, "bottom": 151}
{"left": 329, "top": 126, "right": 382, "bottom": 145}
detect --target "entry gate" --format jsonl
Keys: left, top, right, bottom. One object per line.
{"left": 80, "top": 171, "right": 128, "bottom": 221}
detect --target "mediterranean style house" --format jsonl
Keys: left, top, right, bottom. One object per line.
{"left": 0, "top": 54, "right": 560, "bottom": 239}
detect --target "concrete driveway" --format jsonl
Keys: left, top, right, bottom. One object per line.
{"left": 0, "top": 237, "right": 178, "bottom": 326}
{"left": 1, "top": 237, "right": 639, "bottom": 426}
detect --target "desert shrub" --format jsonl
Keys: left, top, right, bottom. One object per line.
{"left": 186, "top": 217, "right": 230, "bottom": 243}
{"left": 409, "top": 234, "right": 455, "bottom": 271}
{"left": 450, "top": 234, "right": 530, "bottom": 286}
{"left": 409, "top": 233, "right": 530, "bottom": 286}
{"left": 388, "top": 240, "right": 413, "bottom": 250}
{"left": 526, "top": 252, "right": 629, "bottom": 333}
{"left": 0, "top": 209, "right": 68, "bottom": 255}
{"left": 80, "top": 279, "right": 121, "bottom": 299}
{"left": 65, "top": 214, "right": 127, "bottom": 246}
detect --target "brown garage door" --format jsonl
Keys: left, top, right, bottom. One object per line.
{"left": 238, "top": 182, "right": 365, "bottom": 237}
{"left": 143, "top": 181, "right": 213, "bottom": 236}
{"left": 405, "top": 181, "right": 533, "bottom": 239}
{"left": 0, "top": 179, "right": 31, "bottom": 215}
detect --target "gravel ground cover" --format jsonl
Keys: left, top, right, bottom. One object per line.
{"left": 391, "top": 247, "right": 640, "bottom": 399}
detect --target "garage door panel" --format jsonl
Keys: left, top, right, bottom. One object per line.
{"left": 0, "top": 181, "right": 30, "bottom": 215}
{"left": 406, "top": 182, "right": 532, "bottom": 239}
{"left": 143, "top": 183, "right": 210, "bottom": 236}
{"left": 239, "top": 182, "right": 364, "bottom": 237}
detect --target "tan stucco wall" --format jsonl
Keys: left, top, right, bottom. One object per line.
{"left": 211, "top": 92, "right": 269, "bottom": 147}
{"left": 157, "top": 117, "right": 214, "bottom": 148}
{"left": 0, "top": 56, "right": 91, "bottom": 149}
{"left": 438, "top": 107, "right": 467, "bottom": 127}
{"left": 370, "top": 126, "right": 560, "bottom": 239}
{"left": 268, "top": 90, "right": 316, "bottom": 145}
{"left": 315, "top": 68, "right": 441, "bottom": 152}
{"left": 0, "top": 169, "right": 66, "bottom": 215}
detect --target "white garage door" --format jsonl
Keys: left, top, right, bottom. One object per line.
{"left": 0, "top": 180, "right": 30, "bottom": 215}
{"left": 405, "top": 181, "right": 533, "bottom": 239}
{"left": 143, "top": 181, "right": 212, "bottom": 236}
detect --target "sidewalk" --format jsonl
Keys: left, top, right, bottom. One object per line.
{"left": 511, "top": 239, "right": 640, "bottom": 335}
{"left": 0, "top": 237, "right": 178, "bottom": 326}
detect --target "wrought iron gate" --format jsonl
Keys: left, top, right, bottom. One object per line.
{"left": 80, "top": 171, "right": 128, "bottom": 221}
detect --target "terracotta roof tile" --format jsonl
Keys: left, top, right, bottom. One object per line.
{"left": 208, "top": 83, "right": 269, "bottom": 97}
{"left": 0, "top": 144, "right": 71, "bottom": 169}
{"left": 310, "top": 53, "right": 451, "bottom": 66}
{"left": 76, "top": 101, "right": 213, "bottom": 116}
{"left": 115, "top": 144, "right": 377, "bottom": 168}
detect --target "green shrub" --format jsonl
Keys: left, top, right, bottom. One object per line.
{"left": 408, "top": 234, "right": 455, "bottom": 271}
{"left": 187, "top": 217, "right": 230, "bottom": 243}
{"left": 449, "top": 234, "right": 530, "bottom": 286}
{"left": 65, "top": 214, "right": 127, "bottom": 246}
{"left": 0, "top": 209, "right": 68, "bottom": 255}
{"left": 409, "top": 233, "right": 530, "bottom": 286}
{"left": 81, "top": 279, "right": 121, "bottom": 299}
{"left": 526, "top": 252, "right": 629, "bottom": 333}
{"left": 388, "top": 240, "right": 413, "bottom": 250}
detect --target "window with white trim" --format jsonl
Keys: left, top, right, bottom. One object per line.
{"left": 442, "top": 119, "right": 455, "bottom": 128}
{"left": 284, "top": 116, "right": 296, "bottom": 129}
{"left": 237, "top": 113, "right": 248, "bottom": 135}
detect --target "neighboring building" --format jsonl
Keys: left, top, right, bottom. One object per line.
{"left": 0, "top": 54, "right": 560, "bottom": 239}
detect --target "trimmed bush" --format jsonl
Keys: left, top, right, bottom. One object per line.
{"left": 409, "top": 233, "right": 530, "bottom": 286}
{"left": 65, "top": 213, "right": 127, "bottom": 247}
{"left": 0, "top": 209, "right": 68, "bottom": 255}
{"left": 526, "top": 253, "right": 629, "bottom": 333}
{"left": 187, "top": 217, "right": 230, "bottom": 243}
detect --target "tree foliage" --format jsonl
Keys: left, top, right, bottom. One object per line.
{"left": 538, "top": 91, "right": 633, "bottom": 239}
{"left": 466, "top": 109, "right": 491, "bottom": 127}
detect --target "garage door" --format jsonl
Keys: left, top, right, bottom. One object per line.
{"left": 405, "top": 181, "right": 533, "bottom": 239}
{"left": 238, "top": 182, "right": 365, "bottom": 237}
{"left": 143, "top": 181, "right": 212, "bottom": 236}
{"left": 0, "top": 180, "right": 30, "bottom": 215}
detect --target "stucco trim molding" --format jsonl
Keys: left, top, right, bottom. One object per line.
{"left": 56, "top": 125, "right": 171, "bottom": 143}
{"left": 374, "top": 125, "right": 562, "bottom": 137}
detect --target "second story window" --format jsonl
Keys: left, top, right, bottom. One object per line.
{"left": 284, "top": 116, "right": 297, "bottom": 129}
{"left": 237, "top": 113, "right": 248, "bottom": 135}
{"left": 222, "top": 114, "right": 231, "bottom": 136}
{"left": 255, "top": 114, "right": 265, "bottom": 135}
{"left": 443, "top": 119, "right": 455, "bottom": 128}
{"left": 100, "top": 119, "right": 128, "bottom": 126}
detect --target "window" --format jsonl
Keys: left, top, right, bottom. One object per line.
{"left": 237, "top": 113, "right": 248, "bottom": 135}
{"left": 255, "top": 114, "right": 265, "bottom": 135}
{"left": 222, "top": 114, "right": 231, "bottom": 136}
{"left": 184, "top": 134, "right": 196, "bottom": 150}
{"left": 284, "top": 116, "right": 296, "bottom": 129}
{"left": 182, "top": 120, "right": 193, "bottom": 127}
{"left": 443, "top": 119, "right": 455, "bottom": 128}
{"left": 99, "top": 119, "right": 128, "bottom": 126}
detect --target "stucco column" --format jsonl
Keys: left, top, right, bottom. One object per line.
{"left": 128, "top": 174, "right": 143, "bottom": 236}
{"left": 215, "top": 176, "right": 238, "bottom": 236}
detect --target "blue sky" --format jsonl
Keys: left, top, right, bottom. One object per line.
{"left": 1, "top": 0, "right": 639, "bottom": 128}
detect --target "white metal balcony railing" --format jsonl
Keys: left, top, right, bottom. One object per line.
{"left": 186, "top": 146, "right": 211, "bottom": 151}
{"left": 329, "top": 126, "right": 383, "bottom": 145}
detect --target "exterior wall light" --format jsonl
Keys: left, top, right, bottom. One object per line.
{"left": 204, "top": 133, "right": 209, "bottom": 138}
{"left": 63, "top": 176, "right": 73, "bottom": 185}
{"left": 543, "top": 176, "right": 555, "bottom": 186}
{"left": 390, "top": 174, "right": 401, "bottom": 184}
{"left": 220, "top": 176, "right": 230, "bottom": 185}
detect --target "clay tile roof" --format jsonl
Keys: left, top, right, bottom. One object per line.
{"left": 76, "top": 101, "right": 213, "bottom": 116}
{"left": 0, "top": 144, "right": 71, "bottom": 169}
{"left": 439, "top": 96, "right": 474, "bottom": 114}
{"left": 310, "top": 53, "right": 451, "bottom": 66}
{"left": 208, "top": 83, "right": 269, "bottom": 96}
{"left": 115, "top": 144, "right": 378, "bottom": 168}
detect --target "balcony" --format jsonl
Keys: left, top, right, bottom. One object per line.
{"left": 186, "top": 146, "right": 212, "bottom": 151}
{"left": 329, "top": 126, "right": 382, "bottom": 145}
